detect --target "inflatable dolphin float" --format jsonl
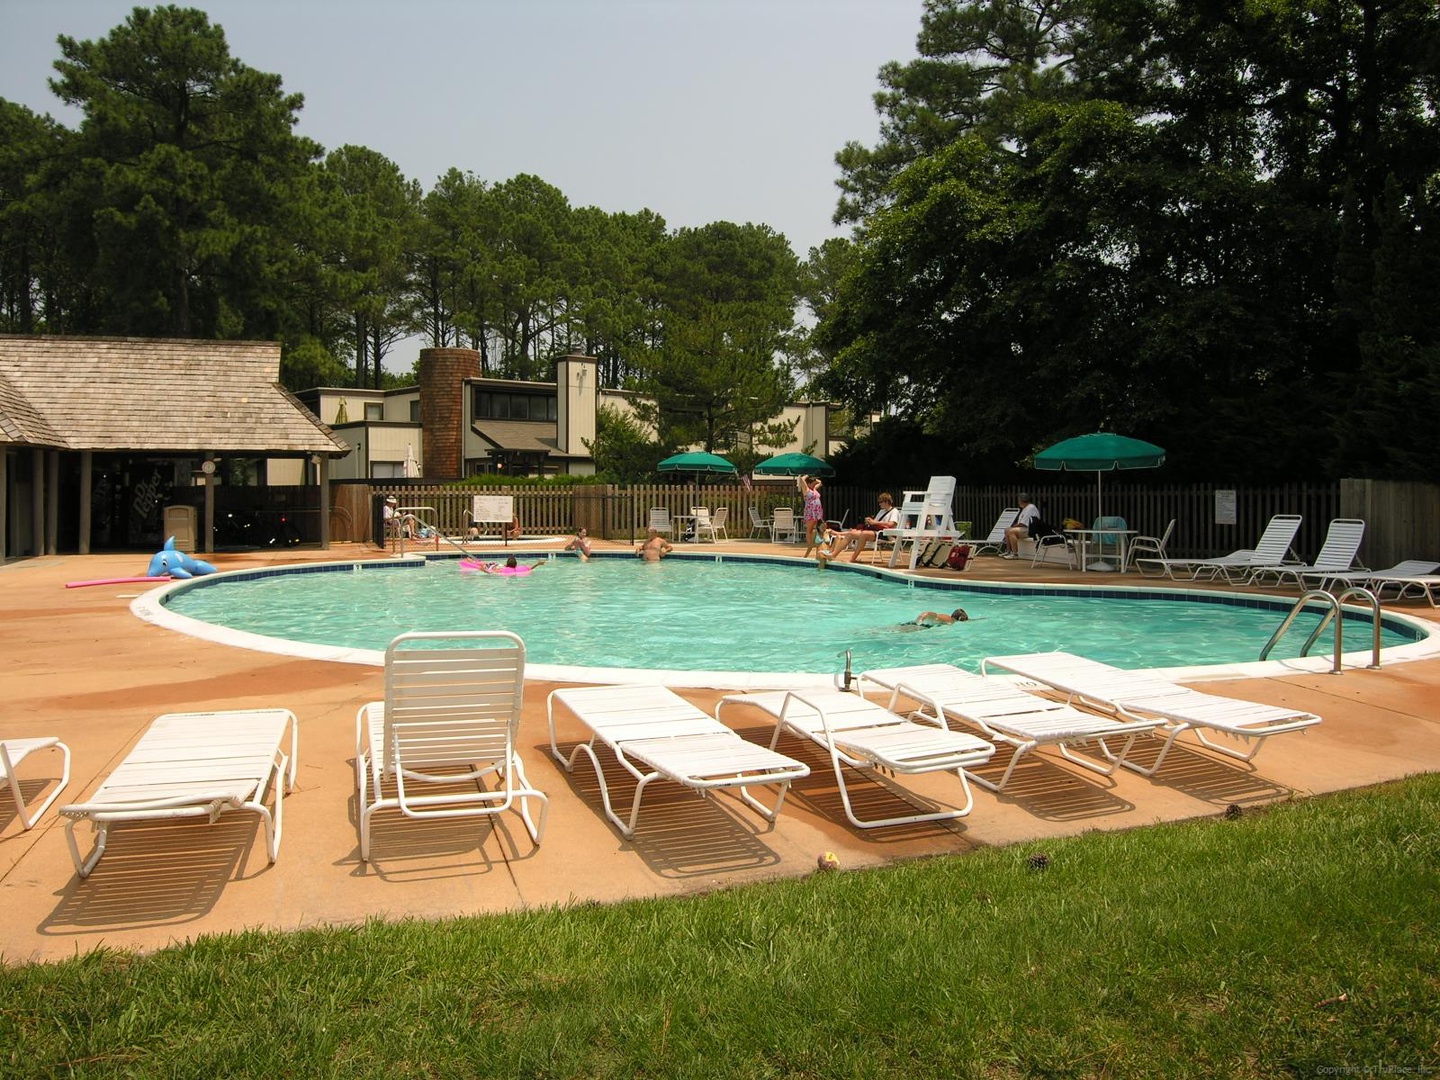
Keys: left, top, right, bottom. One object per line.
{"left": 146, "top": 536, "right": 218, "bottom": 579}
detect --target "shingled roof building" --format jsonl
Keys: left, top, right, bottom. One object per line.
{"left": 0, "top": 336, "right": 349, "bottom": 561}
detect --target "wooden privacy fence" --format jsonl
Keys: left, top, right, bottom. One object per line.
{"left": 326, "top": 479, "right": 1436, "bottom": 565}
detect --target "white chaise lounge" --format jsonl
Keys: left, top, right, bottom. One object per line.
{"left": 1247, "top": 518, "right": 1366, "bottom": 588}
{"left": 357, "top": 631, "right": 548, "bottom": 860}
{"left": 548, "top": 684, "right": 810, "bottom": 837}
{"left": 859, "top": 664, "right": 1166, "bottom": 791}
{"left": 972, "top": 508, "right": 1021, "bottom": 556}
{"left": 1133, "top": 514, "right": 1303, "bottom": 583}
{"left": 1303, "top": 560, "right": 1440, "bottom": 604}
{"left": 717, "top": 689, "right": 995, "bottom": 829}
{"left": 60, "top": 708, "right": 297, "bottom": 879}
{"left": 981, "top": 651, "right": 1321, "bottom": 775}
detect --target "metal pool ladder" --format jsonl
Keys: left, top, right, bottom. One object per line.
{"left": 1260, "top": 587, "right": 1382, "bottom": 673}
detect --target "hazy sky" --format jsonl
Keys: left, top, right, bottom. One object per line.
{"left": 1, "top": 0, "right": 921, "bottom": 367}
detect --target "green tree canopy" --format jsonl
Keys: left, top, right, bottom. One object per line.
{"left": 821, "top": 0, "right": 1440, "bottom": 482}
{"left": 47, "top": 5, "right": 320, "bottom": 339}
{"left": 632, "top": 221, "right": 801, "bottom": 455}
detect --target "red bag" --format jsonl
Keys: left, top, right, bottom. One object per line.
{"left": 947, "top": 544, "right": 972, "bottom": 571}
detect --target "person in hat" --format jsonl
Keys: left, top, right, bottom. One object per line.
{"left": 1002, "top": 494, "right": 1042, "bottom": 558}
{"left": 382, "top": 495, "right": 417, "bottom": 542}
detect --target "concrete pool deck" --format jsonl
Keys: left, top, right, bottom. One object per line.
{"left": 3, "top": 541, "right": 1439, "bottom": 964}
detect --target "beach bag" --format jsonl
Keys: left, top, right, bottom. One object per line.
{"left": 947, "top": 544, "right": 972, "bottom": 571}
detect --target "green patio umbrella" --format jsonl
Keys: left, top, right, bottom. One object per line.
{"left": 657, "top": 451, "right": 737, "bottom": 476}
{"left": 658, "top": 452, "right": 737, "bottom": 533}
{"left": 1034, "top": 432, "right": 1166, "bottom": 566}
{"left": 752, "top": 452, "right": 834, "bottom": 477}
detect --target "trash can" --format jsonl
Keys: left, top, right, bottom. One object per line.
{"left": 163, "top": 505, "right": 196, "bottom": 550}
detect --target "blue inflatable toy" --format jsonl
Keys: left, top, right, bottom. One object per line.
{"left": 146, "top": 536, "right": 218, "bottom": 579}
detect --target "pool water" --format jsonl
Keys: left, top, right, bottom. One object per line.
{"left": 160, "top": 555, "right": 1422, "bottom": 676}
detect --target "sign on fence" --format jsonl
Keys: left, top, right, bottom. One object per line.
{"left": 1214, "top": 489, "right": 1237, "bottom": 526}
{"left": 471, "top": 495, "right": 515, "bottom": 523}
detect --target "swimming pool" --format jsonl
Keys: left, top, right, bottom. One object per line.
{"left": 138, "top": 553, "right": 1433, "bottom": 688}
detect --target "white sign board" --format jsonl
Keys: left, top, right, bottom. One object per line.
{"left": 471, "top": 495, "right": 515, "bottom": 523}
{"left": 1214, "top": 489, "right": 1237, "bottom": 526}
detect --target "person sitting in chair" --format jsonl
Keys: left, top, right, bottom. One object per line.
{"left": 1002, "top": 494, "right": 1042, "bottom": 559}
{"left": 821, "top": 493, "right": 899, "bottom": 563}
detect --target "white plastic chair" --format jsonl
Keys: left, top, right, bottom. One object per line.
{"left": 747, "top": 506, "right": 772, "bottom": 539}
{"left": 356, "top": 631, "right": 547, "bottom": 861}
{"left": 647, "top": 507, "right": 674, "bottom": 536}
{"left": 1126, "top": 519, "right": 1175, "bottom": 573}
{"left": 699, "top": 506, "right": 728, "bottom": 542}
{"left": 770, "top": 506, "right": 799, "bottom": 543}
{"left": 1030, "top": 529, "right": 1075, "bottom": 569}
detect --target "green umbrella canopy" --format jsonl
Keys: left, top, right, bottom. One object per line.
{"left": 752, "top": 452, "right": 834, "bottom": 477}
{"left": 1033, "top": 433, "right": 1166, "bottom": 535}
{"left": 1033, "top": 432, "right": 1166, "bottom": 472}
{"left": 657, "top": 451, "right": 737, "bottom": 475}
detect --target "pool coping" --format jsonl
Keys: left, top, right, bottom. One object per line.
{"left": 130, "top": 550, "right": 1440, "bottom": 690}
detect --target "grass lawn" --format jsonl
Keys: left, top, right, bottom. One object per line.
{"left": 3, "top": 775, "right": 1438, "bottom": 1078}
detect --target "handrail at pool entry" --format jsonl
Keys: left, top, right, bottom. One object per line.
{"left": 1260, "top": 587, "right": 1383, "bottom": 672}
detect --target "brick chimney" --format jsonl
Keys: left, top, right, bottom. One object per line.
{"left": 419, "top": 348, "right": 482, "bottom": 478}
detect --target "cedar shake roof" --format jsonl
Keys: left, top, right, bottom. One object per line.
{"left": 0, "top": 336, "right": 350, "bottom": 455}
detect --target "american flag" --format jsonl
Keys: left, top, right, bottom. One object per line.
{"left": 741, "top": 474, "right": 752, "bottom": 491}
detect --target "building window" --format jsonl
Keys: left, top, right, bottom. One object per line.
{"left": 474, "top": 388, "right": 557, "bottom": 422}
{"left": 409, "top": 400, "right": 420, "bottom": 422}
{"left": 364, "top": 402, "right": 383, "bottom": 421}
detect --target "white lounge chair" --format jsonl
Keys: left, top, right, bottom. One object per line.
{"left": 647, "top": 507, "right": 674, "bottom": 536}
{"left": 1, "top": 736, "right": 71, "bottom": 830}
{"left": 981, "top": 651, "right": 1321, "bottom": 775}
{"left": 717, "top": 689, "right": 995, "bottom": 829}
{"left": 60, "top": 708, "right": 297, "bottom": 879}
{"left": 859, "top": 665, "right": 1164, "bottom": 791}
{"left": 1134, "top": 514, "right": 1302, "bottom": 583}
{"left": 356, "top": 631, "right": 547, "bottom": 861}
{"left": 1249, "top": 518, "right": 1365, "bottom": 588}
{"left": 1318, "top": 560, "right": 1440, "bottom": 605}
{"left": 547, "top": 684, "right": 810, "bottom": 837}
{"left": 972, "top": 508, "right": 1021, "bottom": 556}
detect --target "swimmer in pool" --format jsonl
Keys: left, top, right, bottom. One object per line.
{"left": 896, "top": 608, "right": 969, "bottom": 631}
{"left": 480, "top": 555, "right": 545, "bottom": 575}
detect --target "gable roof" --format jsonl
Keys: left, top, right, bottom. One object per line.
{"left": 0, "top": 336, "right": 350, "bottom": 455}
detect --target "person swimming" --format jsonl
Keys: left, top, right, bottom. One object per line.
{"left": 896, "top": 608, "right": 969, "bottom": 631}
